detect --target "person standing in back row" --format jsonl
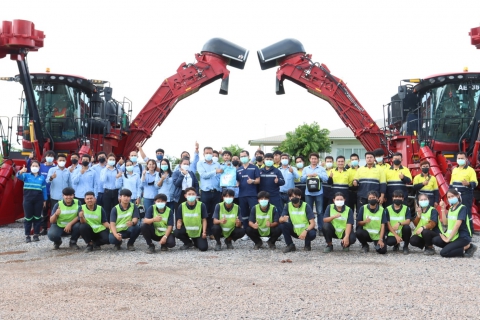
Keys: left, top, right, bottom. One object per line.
{"left": 353, "top": 152, "right": 386, "bottom": 209}
{"left": 237, "top": 150, "right": 260, "bottom": 241}
{"left": 412, "top": 161, "right": 439, "bottom": 207}
{"left": 259, "top": 153, "right": 285, "bottom": 214}
{"left": 279, "top": 153, "right": 299, "bottom": 209}
{"left": 385, "top": 152, "right": 412, "bottom": 206}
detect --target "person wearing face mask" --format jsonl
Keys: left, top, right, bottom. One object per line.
{"left": 273, "top": 150, "right": 282, "bottom": 168}
{"left": 174, "top": 141, "right": 200, "bottom": 174}
{"left": 116, "top": 159, "right": 142, "bottom": 205}
{"left": 279, "top": 153, "right": 299, "bottom": 208}
{"left": 237, "top": 150, "right": 261, "bottom": 240}
{"left": 91, "top": 152, "right": 107, "bottom": 207}
{"left": 230, "top": 155, "right": 241, "bottom": 204}
{"left": 155, "top": 159, "right": 175, "bottom": 212}
{"left": 212, "top": 150, "right": 220, "bottom": 164}
{"left": 172, "top": 158, "right": 199, "bottom": 220}
{"left": 327, "top": 156, "right": 351, "bottom": 211}
{"left": 259, "top": 153, "right": 286, "bottom": 216}
{"left": 409, "top": 193, "right": 440, "bottom": 255}
{"left": 355, "top": 191, "right": 387, "bottom": 254}
{"left": 385, "top": 152, "right": 412, "bottom": 206}
{"left": 47, "top": 153, "right": 71, "bottom": 213}
{"left": 322, "top": 192, "right": 356, "bottom": 252}
{"left": 71, "top": 154, "right": 98, "bottom": 204}
{"left": 246, "top": 191, "right": 282, "bottom": 250}
{"left": 294, "top": 156, "right": 306, "bottom": 200}
{"left": 17, "top": 161, "right": 48, "bottom": 242}
{"left": 373, "top": 148, "right": 390, "bottom": 172}
{"left": 211, "top": 189, "right": 245, "bottom": 251}
{"left": 347, "top": 153, "right": 360, "bottom": 213}
{"left": 116, "top": 150, "right": 143, "bottom": 176}
{"left": 433, "top": 189, "right": 477, "bottom": 258}
{"left": 174, "top": 187, "right": 208, "bottom": 251}
{"left": 279, "top": 188, "right": 316, "bottom": 252}
{"left": 412, "top": 161, "right": 439, "bottom": 207}
{"left": 385, "top": 190, "right": 412, "bottom": 254}
{"left": 141, "top": 193, "right": 175, "bottom": 253}
{"left": 322, "top": 156, "right": 334, "bottom": 212}
{"left": 100, "top": 153, "right": 121, "bottom": 216}
{"left": 353, "top": 152, "right": 387, "bottom": 209}
{"left": 252, "top": 150, "right": 265, "bottom": 169}
{"left": 449, "top": 152, "right": 477, "bottom": 232}
{"left": 142, "top": 159, "right": 160, "bottom": 218}
{"left": 219, "top": 151, "right": 238, "bottom": 198}
{"left": 68, "top": 153, "right": 80, "bottom": 174}
{"left": 136, "top": 142, "right": 165, "bottom": 172}
{"left": 197, "top": 146, "right": 223, "bottom": 237}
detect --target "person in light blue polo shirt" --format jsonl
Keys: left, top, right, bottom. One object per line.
{"left": 279, "top": 153, "right": 299, "bottom": 208}
{"left": 197, "top": 146, "right": 222, "bottom": 237}
{"left": 300, "top": 152, "right": 328, "bottom": 235}
{"left": 100, "top": 153, "right": 121, "bottom": 217}
{"left": 47, "top": 153, "right": 71, "bottom": 209}
{"left": 72, "top": 154, "right": 98, "bottom": 204}
{"left": 91, "top": 151, "right": 107, "bottom": 207}
{"left": 155, "top": 158, "right": 175, "bottom": 212}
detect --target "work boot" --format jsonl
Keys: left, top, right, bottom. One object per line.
{"left": 32, "top": 234, "right": 40, "bottom": 241}
{"left": 403, "top": 246, "right": 410, "bottom": 255}
{"left": 39, "top": 229, "right": 47, "bottom": 236}
{"left": 160, "top": 245, "right": 168, "bottom": 251}
{"left": 464, "top": 243, "right": 478, "bottom": 258}
{"left": 393, "top": 244, "right": 400, "bottom": 252}
{"left": 180, "top": 242, "right": 193, "bottom": 250}
{"left": 53, "top": 240, "right": 62, "bottom": 250}
{"left": 304, "top": 245, "right": 311, "bottom": 251}
{"left": 209, "top": 235, "right": 215, "bottom": 240}
{"left": 267, "top": 240, "right": 276, "bottom": 250}
{"left": 253, "top": 242, "right": 263, "bottom": 250}
{"left": 93, "top": 244, "right": 101, "bottom": 251}
{"left": 145, "top": 244, "right": 155, "bottom": 254}
{"left": 362, "top": 244, "right": 369, "bottom": 253}
{"left": 215, "top": 243, "right": 222, "bottom": 251}
{"left": 225, "top": 239, "right": 234, "bottom": 249}
{"left": 424, "top": 247, "right": 435, "bottom": 256}
{"left": 84, "top": 245, "right": 93, "bottom": 253}
{"left": 127, "top": 244, "right": 136, "bottom": 251}
{"left": 343, "top": 246, "right": 350, "bottom": 252}
{"left": 113, "top": 244, "right": 122, "bottom": 251}
{"left": 25, "top": 236, "right": 31, "bottom": 243}
{"left": 69, "top": 242, "right": 80, "bottom": 250}
{"left": 323, "top": 245, "right": 333, "bottom": 253}
{"left": 282, "top": 243, "right": 296, "bottom": 253}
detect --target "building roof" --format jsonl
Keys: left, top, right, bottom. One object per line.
{"left": 248, "top": 119, "right": 384, "bottom": 146}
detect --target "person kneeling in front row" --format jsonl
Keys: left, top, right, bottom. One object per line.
{"left": 409, "top": 193, "right": 440, "bottom": 255}
{"left": 322, "top": 192, "right": 356, "bottom": 253}
{"left": 246, "top": 191, "right": 282, "bottom": 250}
{"left": 355, "top": 191, "right": 387, "bottom": 254}
{"left": 141, "top": 193, "right": 176, "bottom": 254}
{"left": 48, "top": 187, "right": 81, "bottom": 250}
{"left": 385, "top": 190, "right": 412, "bottom": 254}
{"left": 174, "top": 187, "right": 209, "bottom": 251}
{"left": 212, "top": 189, "right": 245, "bottom": 251}
{"left": 280, "top": 188, "right": 316, "bottom": 252}
{"left": 79, "top": 191, "right": 110, "bottom": 252}
{"left": 109, "top": 188, "right": 141, "bottom": 251}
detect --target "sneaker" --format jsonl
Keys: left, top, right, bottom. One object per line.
{"left": 317, "top": 230, "right": 323, "bottom": 237}
{"left": 39, "top": 229, "right": 48, "bottom": 236}
{"left": 93, "top": 244, "right": 101, "bottom": 251}
{"left": 464, "top": 243, "right": 478, "bottom": 258}
{"left": 84, "top": 245, "right": 93, "bottom": 253}
{"left": 145, "top": 244, "right": 155, "bottom": 254}
{"left": 253, "top": 242, "right": 263, "bottom": 250}
{"left": 241, "top": 235, "right": 249, "bottom": 241}
{"left": 53, "top": 241, "right": 62, "bottom": 250}
{"left": 209, "top": 235, "right": 215, "bottom": 240}
{"left": 323, "top": 245, "right": 333, "bottom": 253}
{"left": 32, "top": 234, "right": 40, "bottom": 242}
{"left": 127, "top": 244, "right": 135, "bottom": 251}
{"left": 69, "top": 242, "right": 80, "bottom": 250}
{"left": 304, "top": 245, "right": 311, "bottom": 251}
{"left": 160, "top": 245, "right": 168, "bottom": 252}
{"left": 424, "top": 247, "right": 435, "bottom": 256}
{"left": 403, "top": 246, "right": 410, "bottom": 255}
{"left": 267, "top": 240, "right": 276, "bottom": 250}
{"left": 25, "top": 236, "right": 31, "bottom": 243}
{"left": 225, "top": 239, "right": 234, "bottom": 250}
{"left": 214, "top": 243, "right": 222, "bottom": 251}
{"left": 260, "top": 237, "right": 269, "bottom": 242}
{"left": 362, "top": 245, "right": 369, "bottom": 253}
{"left": 113, "top": 244, "right": 122, "bottom": 251}
{"left": 282, "top": 243, "right": 296, "bottom": 253}
{"left": 343, "top": 246, "right": 350, "bottom": 252}
{"left": 393, "top": 244, "right": 400, "bottom": 252}
{"left": 180, "top": 243, "right": 193, "bottom": 250}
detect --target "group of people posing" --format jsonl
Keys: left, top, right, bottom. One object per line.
{"left": 17, "top": 144, "right": 477, "bottom": 258}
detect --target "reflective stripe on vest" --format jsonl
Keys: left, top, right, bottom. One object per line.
{"left": 81, "top": 204, "right": 106, "bottom": 234}
{"left": 330, "top": 204, "right": 351, "bottom": 239}
{"left": 219, "top": 203, "right": 238, "bottom": 238}
{"left": 153, "top": 206, "right": 171, "bottom": 237}
{"left": 182, "top": 202, "right": 203, "bottom": 238}
{"left": 255, "top": 204, "right": 274, "bottom": 237}
{"left": 362, "top": 205, "right": 383, "bottom": 241}
{"left": 441, "top": 204, "right": 471, "bottom": 241}
{"left": 387, "top": 205, "right": 407, "bottom": 237}
{"left": 288, "top": 202, "right": 309, "bottom": 236}
{"left": 114, "top": 203, "right": 134, "bottom": 232}
{"left": 57, "top": 200, "right": 79, "bottom": 228}
{"left": 413, "top": 207, "right": 433, "bottom": 238}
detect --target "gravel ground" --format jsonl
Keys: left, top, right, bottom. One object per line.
{"left": 0, "top": 223, "right": 479, "bottom": 319}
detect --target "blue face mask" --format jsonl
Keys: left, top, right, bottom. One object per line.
{"left": 259, "top": 199, "right": 269, "bottom": 207}
{"left": 296, "top": 162, "right": 304, "bottom": 169}
{"left": 351, "top": 160, "right": 359, "bottom": 167}
{"left": 126, "top": 166, "right": 134, "bottom": 172}
{"left": 224, "top": 197, "right": 234, "bottom": 204}
{"left": 156, "top": 202, "right": 166, "bottom": 209}
{"left": 240, "top": 156, "right": 249, "bottom": 164}
{"left": 205, "top": 154, "right": 213, "bottom": 161}
{"left": 375, "top": 157, "right": 383, "bottom": 163}
{"left": 281, "top": 159, "right": 289, "bottom": 165}
{"left": 108, "top": 160, "right": 116, "bottom": 166}
{"left": 457, "top": 159, "right": 466, "bottom": 166}
{"left": 265, "top": 160, "right": 274, "bottom": 167}
{"left": 187, "top": 195, "right": 196, "bottom": 202}
{"left": 161, "top": 165, "right": 169, "bottom": 171}
{"left": 46, "top": 157, "right": 54, "bottom": 163}
{"left": 130, "top": 156, "right": 137, "bottom": 163}
{"left": 418, "top": 200, "right": 430, "bottom": 208}
{"left": 156, "top": 155, "right": 163, "bottom": 161}
{"left": 448, "top": 197, "right": 459, "bottom": 205}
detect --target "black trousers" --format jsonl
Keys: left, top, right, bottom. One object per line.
{"left": 211, "top": 224, "right": 245, "bottom": 243}
{"left": 348, "top": 190, "right": 357, "bottom": 213}
{"left": 322, "top": 222, "right": 356, "bottom": 247}
{"left": 23, "top": 196, "right": 43, "bottom": 236}
{"left": 386, "top": 225, "right": 412, "bottom": 247}
{"left": 200, "top": 190, "right": 221, "bottom": 235}
{"left": 41, "top": 195, "right": 52, "bottom": 229}
{"left": 355, "top": 228, "right": 387, "bottom": 254}
{"left": 102, "top": 189, "right": 119, "bottom": 218}
{"left": 79, "top": 223, "right": 109, "bottom": 246}
{"left": 141, "top": 223, "right": 176, "bottom": 247}
{"left": 410, "top": 229, "right": 438, "bottom": 249}
{"left": 432, "top": 236, "right": 470, "bottom": 258}
{"left": 97, "top": 192, "right": 104, "bottom": 207}
{"left": 246, "top": 226, "right": 281, "bottom": 245}
{"left": 174, "top": 225, "right": 208, "bottom": 251}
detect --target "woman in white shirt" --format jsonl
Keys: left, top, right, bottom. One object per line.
{"left": 172, "top": 157, "right": 199, "bottom": 220}
{"left": 156, "top": 158, "right": 175, "bottom": 212}
{"left": 115, "top": 159, "right": 142, "bottom": 205}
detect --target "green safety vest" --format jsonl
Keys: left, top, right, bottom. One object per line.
{"left": 153, "top": 206, "right": 171, "bottom": 237}
{"left": 219, "top": 203, "right": 238, "bottom": 238}
{"left": 288, "top": 202, "right": 309, "bottom": 236}
{"left": 387, "top": 205, "right": 407, "bottom": 237}
{"left": 330, "top": 204, "right": 351, "bottom": 239}
{"left": 114, "top": 203, "right": 134, "bottom": 232}
{"left": 413, "top": 207, "right": 433, "bottom": 238}
{"left": 57, "top": 200, "right": 79, "bottom": 228}
{"left": 362, "top": 205, "right": 383, "bottom": 241}
{"left": 439, "top": 204, "right": 471, "bottom": 241}
{"left": 81, "top": 204, "right": 106, "bottom": 233}
{"left": 255, "top": 204, "right": 274, "bottom": 237}
{"left": 182, "top": 201, "right": 203, "bottom": 238}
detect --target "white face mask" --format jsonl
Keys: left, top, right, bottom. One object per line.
{"left": 326, "top": 162, "right": 333, "bottom": 168}
{"left": 212, "top": 156, "right": 219, "bottom": 163}
{"left": 334, "top": 200, "right": 344, "bottom": 207}
{"left": 57, "top": 161, "right": 66, "bottom": 167}
{"left": 181, "top": 165, "right": 190, "bottom": 171}
{"left": 31, "top": 167, "right": 39, "bottom": 173}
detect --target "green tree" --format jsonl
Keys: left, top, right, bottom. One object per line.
{"left": 276, "top": 122, "right": 331, "bottom": 159}
{"left": 222, "top": 144, "right": 245, "bottom": 157}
